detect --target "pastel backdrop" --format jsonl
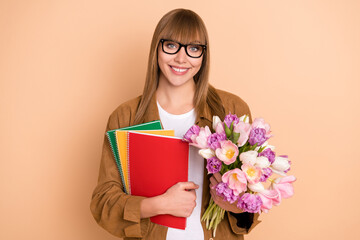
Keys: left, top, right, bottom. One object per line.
{"left": 1, "top": 0, "right": 359, "bottom": 239}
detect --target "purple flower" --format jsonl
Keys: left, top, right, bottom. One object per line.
{"left": 206, "top": 157, "right": 222, "bottom": 174}
{"left": 207, "top": 133, "right": 227, "bottom": 150}
{"left": 223, "top": 188, "right": 238, "bottom": 203}
{"left": 224, "top": 113, "right": 239, "bottom": 128}
{"left": 216, "top": 182, "right": 238, "bottom": 204}
{"left": 260, "top": 167, "right": 273, "bottom": 182}
{"left": 237, "top": 193, "right": 263, "bottom": 213}
{"left": 249, "top": 128, "right": 268, "bottom": 146}
{"left": 183, "top": 125, "right": 200, "bottom": 143}
{"left": 216, "top": 182, "right": 227, "bottom": 195}
{"left": 258, "top": 148, "right": 276, "bottom": 164}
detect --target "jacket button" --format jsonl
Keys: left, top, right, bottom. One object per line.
{"left": 209, "top": 238, "right": 213, "bottom": 240}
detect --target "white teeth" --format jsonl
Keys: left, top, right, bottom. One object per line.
{"left": 171, "top": 66, "right": 187, "bottom": 73}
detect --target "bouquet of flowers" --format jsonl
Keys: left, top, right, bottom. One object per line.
{"left": 183, "top": 113, "right": 296, "bottom": 236}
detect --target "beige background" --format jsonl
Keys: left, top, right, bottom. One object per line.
{"left": 1, "top": 0, "right": 359, "bottom": 239}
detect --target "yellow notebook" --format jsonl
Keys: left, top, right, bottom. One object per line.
{"left": 115, "top": 129, "right": 175, "bottom": 194}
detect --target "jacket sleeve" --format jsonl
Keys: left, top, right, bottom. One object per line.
{"left": 90, "top": 112, "right": 151, "bottom": 238}
{"left": 227, "top": 212, "right": 261, "bottom": 234}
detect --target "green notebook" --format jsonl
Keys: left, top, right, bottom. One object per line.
{"left": 106, "top": 120, "right": 162, "bottom": 193}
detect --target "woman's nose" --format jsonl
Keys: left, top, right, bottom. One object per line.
{"left": 174, "top": 46, "right": 187, "bottom": 63}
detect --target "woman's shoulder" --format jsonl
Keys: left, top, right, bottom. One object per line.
{"left": 107, "top": 95, "right": 142, "bottom": 129}
{"left": 215, "top": 88, "right": 252, "bottom": 117}
{"left": 215, "top": 88, "right": 250, "bottom": 109}
{"left": 112, "top": 95, "right": 142, "bottom": 114}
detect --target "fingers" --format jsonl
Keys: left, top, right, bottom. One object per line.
{"left": 213, "top": 172, "right": 222, "bottom": 182}
{"left": 163, "top": 182, "right": 199, "bottom": 217}
{"left": 209, "top": 176, "right": 218, "bottom": 188}
{"left": 210, "top": 189, "right": 225, "bottom": 207}
{"left": 180, "top": 181, "right": 199, "bottom": 190}
{"left": 210, "top": 173, "right": 222, "bottom": 190}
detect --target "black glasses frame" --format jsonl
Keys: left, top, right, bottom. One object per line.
{"left": 159, "top": 39, "right": 206, "bottom": 58}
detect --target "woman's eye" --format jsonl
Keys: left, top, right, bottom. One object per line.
{"left": 166, "top": 43, "right": 177, "bottom": 49}
{"left": 189, "top": 46, "right": 200, "bottom": 52}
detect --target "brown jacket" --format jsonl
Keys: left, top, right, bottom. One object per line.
{"left": 90, "top": 89, "right": 261, "bottom": 240}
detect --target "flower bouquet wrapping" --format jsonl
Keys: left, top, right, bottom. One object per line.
{"left": 183, "top": 113, "right": 296, "bottom": 236}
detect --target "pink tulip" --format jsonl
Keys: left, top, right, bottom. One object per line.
{"left": 222, "top": 168, "right": 247, "bottom": 195}
{"left": 191, "top": 126, "right": 211, "bottom": 149}
{"left": 215, "top": 123, "right": 225, "bottom": 135}
{"left": 215, "top": 140, "right": 239, "bottom": 165}
{"left": 233, "top": 121, "right": 251, "bottom": 147}
{"left": 271, "top": 175, "right": 296, "bottom": 199}
{"left": 251, "top": 118, "right": 272, "bottom": 138}
{"left": 241, "top": 163, "right": 262, "bottom": 184}
{"left": 257, "top": 189, "right": 280, "bottom": 213}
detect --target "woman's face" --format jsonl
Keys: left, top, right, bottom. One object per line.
{"left": 157, "top": 39, "right": 203, "bottom": 88}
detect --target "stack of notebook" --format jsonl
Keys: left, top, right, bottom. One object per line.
{"left": 106, "top": 120, "right": 189, "bottom": 229}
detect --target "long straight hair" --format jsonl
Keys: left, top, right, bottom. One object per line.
{"left": 134, "top": 9, "right": 225, "bottom": 124}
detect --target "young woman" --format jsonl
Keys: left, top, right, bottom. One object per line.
{"left": 91, "top": 8, "right": 260, "bottom": 240}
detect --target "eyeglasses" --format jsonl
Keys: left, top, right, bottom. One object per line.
{"left": 159, "top": 39, "right": 206, "bottom": 58}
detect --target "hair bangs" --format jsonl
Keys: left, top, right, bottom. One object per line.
{"left": 160, "top": 12, "right": 206, "bottom": 45}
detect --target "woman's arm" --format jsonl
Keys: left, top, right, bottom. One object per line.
{"left": 90, "top": 113, "right": 150, "bottom": 238}
{"left": 91, "top": 112, "right": 199, "bottom": 238}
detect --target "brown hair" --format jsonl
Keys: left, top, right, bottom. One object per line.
{"left": 134, "top": 8, "right": 225, "bottom": 124}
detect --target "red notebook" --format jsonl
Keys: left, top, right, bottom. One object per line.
{"left": 127, "top": 131, "right": 189, "bottom": 229}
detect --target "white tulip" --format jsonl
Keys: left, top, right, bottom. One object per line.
{"left": 248, "top": 182, "right": 265, "bottom": 193}
{"left": 255, "top": 156, "right": 271, "bottom": 168}
{"left": 271, "top": 156, "right": 290, "bottom": 176}
{"left": 240, "top": 150, "right": 258, "bottom": 165}
{"left": 199, "top": 148, "right": 215, "bottom": 159}
{"left": 212, "top": 116, "right": 222, "bottom": 131}
{"left": 239, "top": 114, "right": 250, "bottom": 123}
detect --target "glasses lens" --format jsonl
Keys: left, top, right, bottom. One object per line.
{"left": 162, "top": 40, "right": 179, "bottom": 54}
{"left": 186, "top": 44, "right": 204, "bottom": 58}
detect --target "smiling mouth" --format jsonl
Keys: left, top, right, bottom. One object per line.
{"left": 170, "top": 65, "right": 189, "bottom": 73}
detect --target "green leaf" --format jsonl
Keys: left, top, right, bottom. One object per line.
{"left": 225, "top": 123, "right": 231, "bottom": 138}
{"left": 232, "top": 132, "right": 240, "bottom": 144}
{"left": 258, "top": 146, "right": 266, "bottom": 153}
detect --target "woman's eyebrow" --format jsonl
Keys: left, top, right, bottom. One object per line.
{"left": 189, "top": 40, "right": 202, "bottom": 44}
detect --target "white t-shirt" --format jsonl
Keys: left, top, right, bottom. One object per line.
{"left": 157, "top": 102, "right": 205, "bottom": 240}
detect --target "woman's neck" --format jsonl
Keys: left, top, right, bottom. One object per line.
{"left": 156, "top": 78, "right": 195, "bottom": 115}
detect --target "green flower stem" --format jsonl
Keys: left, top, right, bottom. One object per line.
{"left": 201, "top": 200, "right": 226, "bottom": 233}
{"left": 258, "top": 145, "right": 266, "bottom": 153}
{"left": 267, "top": 177, "right": 275, "bottom": 183}
{"left": 201, "top": 199, "right": 215, "bottom": 221}
{"left": 244, "top": 115, "right": 248, "bottom": 122}
{"left": 202, "top": 199, "right": 218, "bottom": 229}
{"left": 213, "top": 208, "right": 224, "bottom": 237}
{"left": 250, "top": 143, "right": 258, "bottom": 150}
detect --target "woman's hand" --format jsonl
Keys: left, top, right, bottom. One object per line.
{"left": 140, "top": 181, "right": 198, "bottom": 219}
{"left": 160, "top": 181, "right": 199, "bottom": 217}
{"left": 209, "top": 172, "right": 243, "bottom": 214}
